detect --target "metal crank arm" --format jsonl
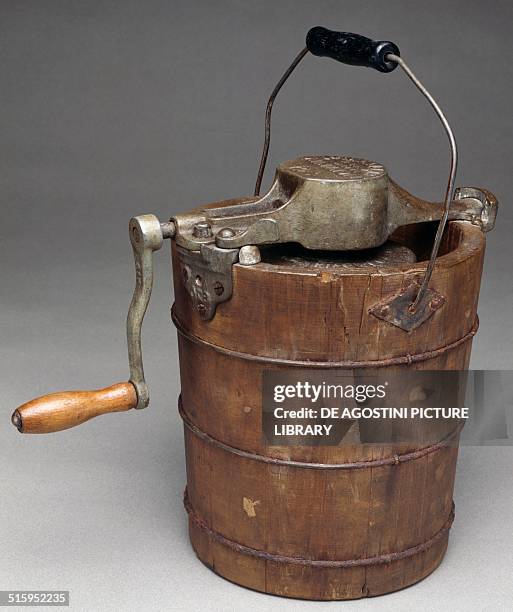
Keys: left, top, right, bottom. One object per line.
{"left": 11, "top": 215, "right": 175, "bottom": 433}
{"left": 127, "top": 215, "right": 165, "bottom": 409}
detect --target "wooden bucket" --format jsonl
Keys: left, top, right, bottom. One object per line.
{"left": 171, "top": 218, "right": 485, "bottom": 600}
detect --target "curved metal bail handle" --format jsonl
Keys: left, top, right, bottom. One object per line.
{"left": 253, "top": 47, "right": 309, "bottom": 197}
{"left": 254, "top": 27, "right": 457, "bottom": 311}
{"left": 386, "top": 54, "right": 457, "bottom": 311}
{"left": 254, "top": 27, "right": 400, "bottom": 195}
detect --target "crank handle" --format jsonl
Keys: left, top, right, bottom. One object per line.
{"left": 11, "top": 214, "right": 175, "bottom": 433}
{"left": 11, "top": 383, "right": 137, "bottom": 433}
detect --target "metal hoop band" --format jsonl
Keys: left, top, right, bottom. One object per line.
{"left": 184, "top": 488, "right": 454, "bottom": 568}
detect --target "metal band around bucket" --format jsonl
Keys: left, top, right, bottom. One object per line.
{"left": 184, "top": 488, "right": 455, "bottom": 568}
{"left": 178, "top": 397, "right": 463, "bottom": 470}
{"left": 172, "top": 307, "right": 479, "bottom": 369}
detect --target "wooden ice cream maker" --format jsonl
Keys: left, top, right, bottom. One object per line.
{"left": 12, "top": 28, "right": 498, "bottom": 599}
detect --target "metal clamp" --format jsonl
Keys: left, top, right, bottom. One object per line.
{"left": 177, "top": 243, "right": 239, "bottom": 320}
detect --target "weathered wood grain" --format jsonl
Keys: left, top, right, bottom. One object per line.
{"left": 12, "top": 383, "right": 137, "bottom": 433}
{"left": 172, "top": 219, "right": 485, "bottom": 600}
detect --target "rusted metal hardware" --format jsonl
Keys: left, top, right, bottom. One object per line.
{"left": 367, "top": 188, "right": 495, "bottom": 332}
{"left": 368, "top": 186, "right": 496, "bottom": 332}
{"left": 178, "top": 396, "right": 463, "bottom": 469}
{"left": 127, "top": 214, "right": 173, "bottom": 408}
{"left": 184, "top": 488, "right": 455, "bottom": 567}
{"left": 369, "top": 282, "right": 447, "bottom": 332}
{"left": 177, "top": 244, "right": 239, "bottom": 320}
{"left": 172, "top": 306, "right": 479, "bottom": 367}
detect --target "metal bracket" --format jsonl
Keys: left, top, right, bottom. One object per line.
{"left": 177, "top": 244, "right": 239, "bottom": 320}
{"left": 369, "top": 282, "right": 446, "bottom": 332}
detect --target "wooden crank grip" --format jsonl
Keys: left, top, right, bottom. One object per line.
{"left": 11, "top": 382, "right": 138, "bottom": 433}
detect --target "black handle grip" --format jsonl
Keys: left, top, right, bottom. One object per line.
{"left": 306, "top": 27, "right": 400, "bottom": 73}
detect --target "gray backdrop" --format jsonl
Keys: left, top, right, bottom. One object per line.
{"left": 1, "top": 1, "right": 512, "bottom": 611}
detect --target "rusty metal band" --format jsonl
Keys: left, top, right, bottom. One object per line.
{"left": 178, "top": 397, "right": 463, "bottom": 470}
{"left": 184, "top": 488, "right": 454, "bottom": 568}
{"left": 171, "top": 306, "right": 478, "bottom": 368}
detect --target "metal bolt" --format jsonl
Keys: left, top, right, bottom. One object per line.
{"left": 213, "top": 281, "right": 224, "bottom": 296}
{"left": 161, "top": 220, "right": 176, "bottom": 239}
{"left": 11, "top": 410, "right": 22, "bottom": 431}
{"left": 218, "top": 227, "right": 236, "bottom": 239}
{"left": 239, "top": 245, "right": 261, "bottom": 266}
{"left": 193, "top": 222, "right": 213, "bottom": 239}
{"left": 195, "top": 275, "right": 203, "bottom": 287}
{"left": 197, "top": 302, "right": 207, "bottom": 316}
